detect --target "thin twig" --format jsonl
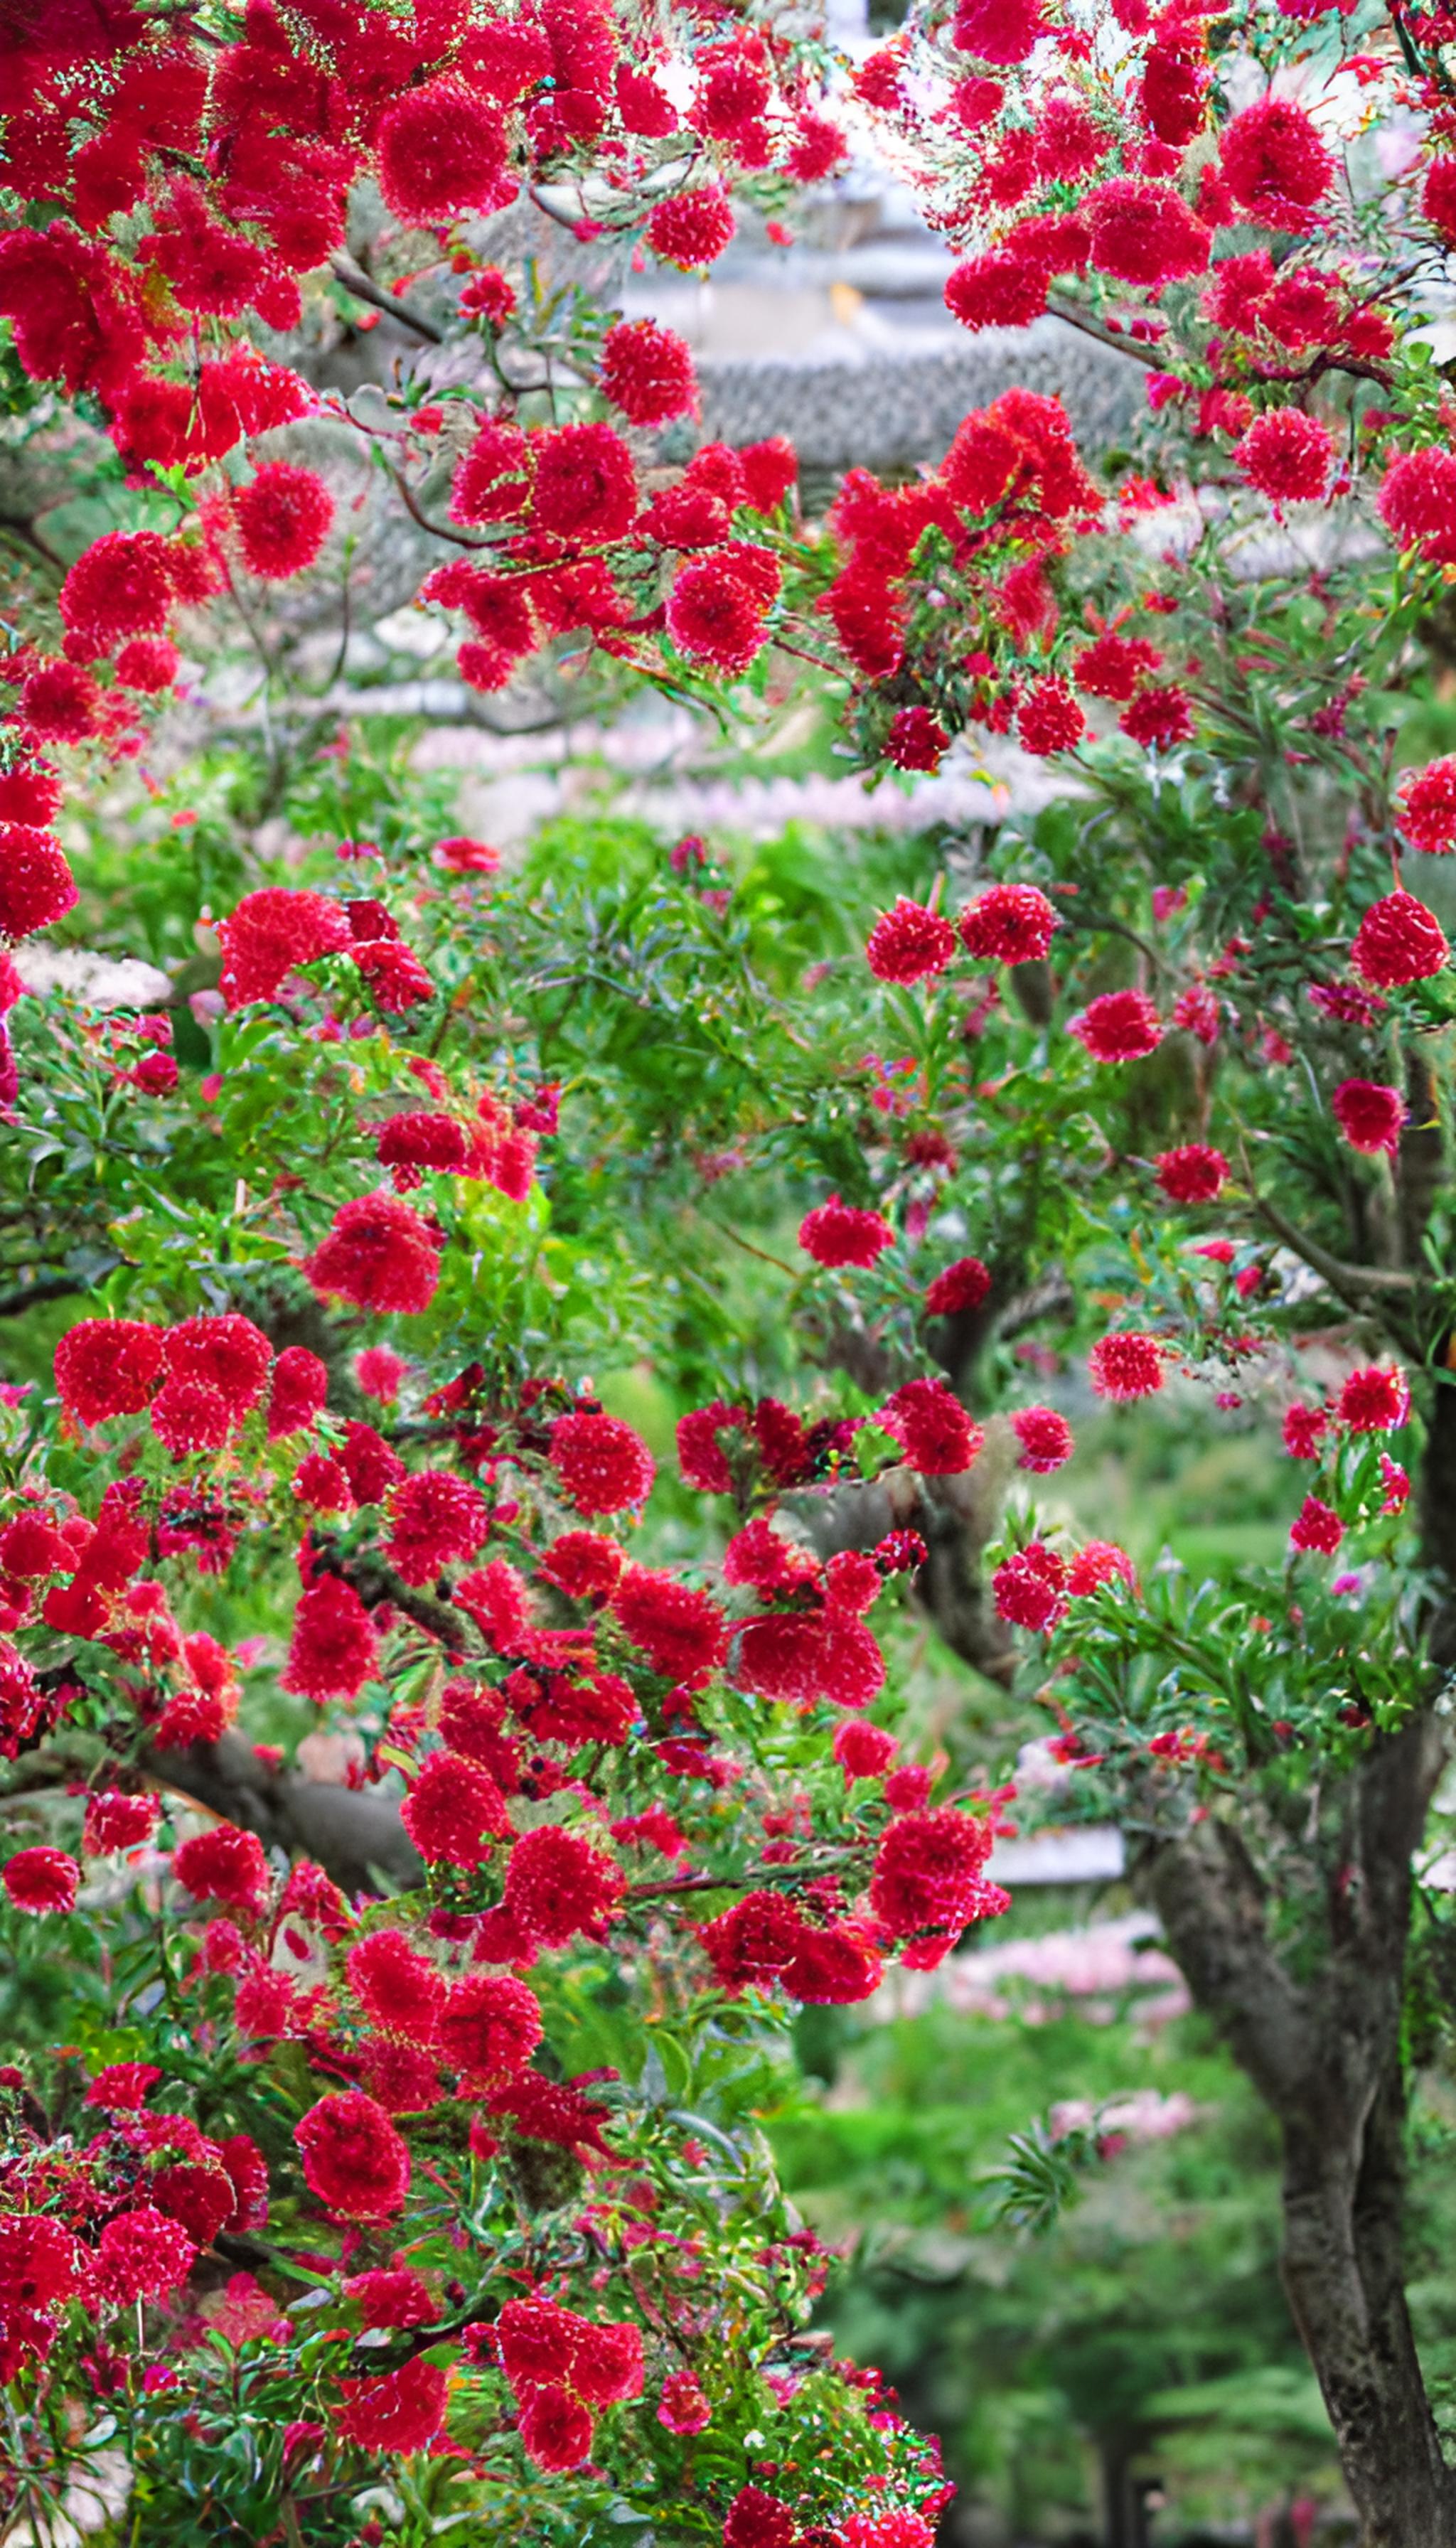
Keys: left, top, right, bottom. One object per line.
{"left": 329, "top": 256, "right": 444, "bottom": 345}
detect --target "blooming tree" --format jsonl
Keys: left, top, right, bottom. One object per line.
{"left": 9, "top": 0, "right": 1456, "bottom": 2541}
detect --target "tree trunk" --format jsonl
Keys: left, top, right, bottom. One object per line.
{"left": 1137, "top": 1708, "right": 1455, "bottom": 2544}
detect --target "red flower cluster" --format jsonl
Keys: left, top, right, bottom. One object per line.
{"left": 869, "top": 1807, "right": 1005, "bottom": 1945}
{"left": 305, "top": 1195, "right": 442, "bottom": 1315}
{"left": 494, "top": 2294, "right": 644, "bottom": 2470}
{"left": 878, "top": 1379, "right": 984, "bottom": 1475}
{"left": 1397, "top": 758, "right": 1456, "bottom": 855}
{"left": 1155, "top": 1145, "right": 1229, "bottom": 1204}
{"left": 597, "top": 319, "right": 698, "bottom": 427}
{"left": 549, "top": 1411, "right": 655, "bottom": 1514}
{"left": 1010, "top": 1406, "right": 1074, "bottom": 1472}
{"left": 1088, "top": 1332, "right": 1166, "bottom": 1402}
{"left": 924, "top": 1256, "right": 992, "bottom": 1316}
{"left": 1069, "top": 990, "right": 1162, "bottom": 1062}
{"left": 799, "top": 1195, "right": 894, "bottom": 1268}
{"left": 1349, "top": 891, "right": 1448, "bottom": 989}
{"left": 295, "top": 2092, "right": 411, "bottom": 2221}
{"left": 1331, "top": 1078, "right": 1404, "bottom": 1155}
{"left": 866, "top": 898, "right": 958, "bottom": 983}
{"left": 959, "top": 883, "right": 1057, "bottom": 963}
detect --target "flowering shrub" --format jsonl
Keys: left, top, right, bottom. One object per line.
{"left": 13, "top": 0, "right": 1456, "bottom": 2536}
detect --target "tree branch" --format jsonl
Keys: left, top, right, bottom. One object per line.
{"left": 329, "top": 257, "right": 444, "bottom": 344}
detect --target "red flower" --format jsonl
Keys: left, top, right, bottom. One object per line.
{"left": 352, "top": 940, "right": 434, "bottom": 1012}
{"left": 658, "top": 2370, "right": 712, "bottom": 2433}
{"left": 83, "top": 1792, "right": 159, "bottom": 1854}
{"left": 267, "top": 1346, "right": 328, "bottom": 1439}
{"left": 355, "top": 1346, "right": 407, "bottom": 1404}
{"left": 450, "top": 419, "right": 532, "bottom": 528}
{"left": 0, "top": 761, "right": 61, "bottom": 826}
{"left": 518, "top": 2384, "right": 596, "bottom": 2469}
{"left": 1069, "top": 989, "right": 1162, "bottom": 1061}
{"left": 1424, "top": 157, "right": 1456, "bottom": 245}
{"left": 375, "top": 82, "right": 508, "bottom": 225}
{"left": 1154, "top": 1143, "right": 1229, "bottom": 1203}
{"left": 58, "top": 529, "right": 178, "bottom": 650}
{"left": 1331, "top": 1077, "right": 1404, "bottom": 1155}
{"left": 164, "top": 1313, "right": 272, "bottom": 1418}
{"left": 884, "top": 707, "right": 949, "bottom": 771}
{"left": 958, "top": 882, "right": 1057, "bottom": 963}
{"left": 1220, "top": 97, "right": 1335, "bottom": 220}
{"left": 343, "top": 2266, "right": 435, "bottom": 2328}
{"left": 1073, "top": 632, "right": 1162, "bottom": 701}
{"left": 1236, "top": 410, "right": 1334, "bottom": 504}
{"left": 666, "top": 555, "right": 769, "bottom": 673}
{"left": 1017, "top": 678, "right": 1086, "bottom": 756}
{"left": 676, "top": 1400, "right": 749, "bottom": 1494}
{"left": 385, "top": 1471, "right": 491, "bottom": 1584}
{"left": 218, "top": 887, "right": 351, "bottom": 1008}
{"left": 1088, "top": 1332, "right": 1166, "bottom": 1401}
{"left": 117, "top": 635, "right": 178, "bottom": 693}
{"left": 700, "top": 1889, "right": 805, "bottom": 1989}
{"left": 0, "top": 827, "right": 79, "bottom": 941}
{"left": 0, "top": 2212, "right": 84, "bottom": 2311}
{"left": 282, "top": 1576, "right": 380, "bottom": 1703}
{"left": 868, "top": 1806, "right": 997, "bottom": 1938}
{"left": 878, "top": 1378, "right": 983, "bottom": 1475}
{"left": 2, "top": 1846, "right": 79, "bottom": 1915}
{"left": 1140, "top": 45, "right": 1206, "bottom": 144}
{"left": 338, "top": 2355, "right": 449, "bottom": 2455}
{"left": 865, "top": 896, "right": 958, "bottom": 983}
{"left": 1378, "top": 448, "right": 1456, "bottom": 565}
{"left": 646, "top": 187, "right": 735, "bottom": 269}
{"left": 1337, "top": 1366, "right": 1408, "bottom": 1433}
{"left": 924, "top": 1255, "right": 992, "bottom": 1316}
{"left": 366, "top": 2042, "right": 444, "bottom": 2114}
{"left": 150, "top": 1375, "right": 232, "bottom": 1455}
{"left": 1350, "top": 890, "right": 1448, "bottom": 988}
{"left": 539, "top": 1529, "right": 625, "bottom": 1600}
{"left": 734, "top": 1607, "right": 884, "bottom": 1709}
{"left": 400, "top": 1752, "right": 510, "bottom": 1867}
{"left": 1010, "top": 1405, "right": 1074, "bottom": 1472}
{"left": 233, "top": 462, "right": 333, "bottom": 581}
{"left": 1290, "top": 1494, "right": 1342, "bottom": 1555}
{"left": 295, "top": 2091, "right": 411, "bottom": 2221}
{"left": 435, "top": 1972, "right": 543, "bottom": 2083}
{"left": 19, "top": 660, "right": 102, "bottom": 741}
{"left": 505, "top": 1824, "right": 626, "bottom": 1947}
{"left": 611, "top": 1565, "right": 728, "bottom": 1678}
{"left": 95, "top": 2205, "right": 196, "bottom": 2303}
{"left": 549, "top": 1408, "right": 655, "bottom": 1514}
{"left": 346, "top": 1928, "right": 446, "bottom": 2045}
{"left": 598, "top": 318, "right": 697, "bottom": 426}
{"left": 305, "top": 1194, "right": 441, "bottom": 1315}
{"left": 945, "top": 251, "right": 1050, "bottom": 332}
{"left": 1397, "top": 758, "right": 1456, "bottom": 855}
{"left": 54, "top": 1317, "right": 164, "bottom": 1423}
{"left": 1120, "top": 684, "right": 1196, "bottom": 750}
{"left": 1066, "top": 1539, "right": 1138, "bottom": 1597}
{"left": 173, "top": 1824, "right": 269, "bottom": 1915}
{"left": 952, "top": 0, "right": 1045, "bottom": 61}
{"left": 798, "top": 1194, "right": 894, "bottom": 1268}
{"left": 842, "top": 2517, "right": 936, "bottom": 2548}
{"left": 992, "top": 1541, "right": 1068, "bottom": 1630}
{"left": 833, "top": 1719, "right": 899, "bottom": 1780}
{"left": 1083, "top": 180, "right": 1209, "bottom": 287}
{"left": 532, "top": 422, "right": 637, "bottom": 542}
{"left": 85, "top": 2061, "right": 161, "bottom": 2110}
{"left": 1283, "top": 1401, "right": 1329, "bottom": 1459}
{"left": 738, "top": 437, "right": 797, "bottom": 513}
